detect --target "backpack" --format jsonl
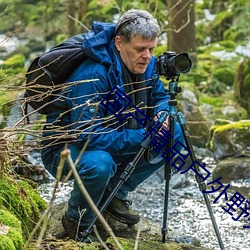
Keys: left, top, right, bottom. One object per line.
{"left": 24, "top": 34, "right": 87, "bottom": 115}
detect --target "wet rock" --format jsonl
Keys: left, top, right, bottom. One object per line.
{"left": 45, "top": 201, "right": 210, "bottom": 250}
{"left": 213, "top": 157, "right": 250, "bottom": 182}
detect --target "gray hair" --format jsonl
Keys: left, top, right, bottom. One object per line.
{"left": 115, "top": 9, "right": 160, "bottom": 43}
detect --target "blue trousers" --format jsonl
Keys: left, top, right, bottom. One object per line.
{"left": 41, "top": 122, "right": 184, "bottom": 226}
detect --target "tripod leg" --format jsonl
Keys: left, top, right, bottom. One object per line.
{"left": 177, "top": 112, "right": 225, "bottom": 250}
{"left": 162, "top": 115, "right": 175, "bottom": 243}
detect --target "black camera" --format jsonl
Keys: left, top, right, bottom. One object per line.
{"left": 156, "top": 51, "right": 192, "bottom": 79}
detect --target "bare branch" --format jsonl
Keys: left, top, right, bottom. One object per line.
{"left": 63, "top": 148, "right": 124, "bottom": 250}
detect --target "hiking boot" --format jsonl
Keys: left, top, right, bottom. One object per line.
{"left": 61, "top": 213, "right": 97, "bottom": 243}
{"left": 105, "top": 196, "right": 140, "bottom": 225}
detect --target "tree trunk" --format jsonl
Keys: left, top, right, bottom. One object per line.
{"left": 167, "top": 0, "right": 196, "bottom": 62}
{"left": 78, "top": 0, "right": 88, "bottom": 20}
{"left": 67, "top": 0, "right": 76, "bottom": 36}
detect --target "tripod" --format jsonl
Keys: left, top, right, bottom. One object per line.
{"left": 82, "top": 77, "right": 225, "bottom": 249}
{"left": 81, "top": 111, "right": 168, "bottom": 241}
{"left": 161, "top": 77, "right": 225, "bottom": 249}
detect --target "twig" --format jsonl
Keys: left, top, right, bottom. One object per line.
{"left": 61, "top": 148, "right": 124, "bottom": 250}
{"left": 68, "top": 14, "right": 89, "bottom": 31}
{"left": 134, "top": 220, "right": 142, "bottom": 250}
{"left": 93, "top": 225, "right": 110, "bottom": 250}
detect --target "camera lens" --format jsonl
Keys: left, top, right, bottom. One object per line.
{"left": 174, "top": 53, "right": 192, "bottom": 73}
{"left": 156, "top": 51, "right": 192, "bottom": 79}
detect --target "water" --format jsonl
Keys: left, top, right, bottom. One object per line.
{"left": 38, "top": 157, "right": 250, "bottom": 250}
{"left": 131, "top": 175, "right": 250, "bottom": 250}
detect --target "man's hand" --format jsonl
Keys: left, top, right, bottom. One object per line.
{"left": 154, "top": 111, "right": 169, "bottom": 136}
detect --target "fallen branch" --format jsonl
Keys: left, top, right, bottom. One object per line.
{"left": 62, "top": 148, "right": 124, "bottom": 250}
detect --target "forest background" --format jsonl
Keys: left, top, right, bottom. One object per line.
{"left": 0, "top": 0, "right": 250, "bottom": 124}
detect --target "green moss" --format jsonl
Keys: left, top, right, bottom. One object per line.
{"left": 217, "top": 40, "right": 237, "bottom": 51}
{"left": 1, "top": 54, "right": 25, "bottom": 69}
{"left": 105, "top": 237, "right": 206, "bottom": 250}
{"left": 0, "top": 175, "right": 47, "bottom": 239}
{"left": 0, "top": 209, "right": 24, "bottom": 249}
{"left": 213, "top": 120, "right": 250, "bottom": 133}
{"left": 0, "top": 235, "right": 16, "bottom": 250}
{"left": 0, "top": 54, "right": 26, "bottom": 86}
{"left": 234, "top": 57, "right": 250, "bottom": 116}
{"left": 209, "top": 120, "right": 250, "bottom": 150}
{"left": 7, "top": 228, "right": 24, "bottom": 249}
{"left": 0, "top": 209, "right": 21, "bottom": 229}
{"left": 199, "top": 95, "right": 224, "bottom": 107}
{"left": 199, "top": 90, "right": 249, "bottom": 121}
{"left": 213, "top": 67, "right": 235, "bottom": 86}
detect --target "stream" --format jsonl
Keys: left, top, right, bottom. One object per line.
{"left": 38, "top": 154, "right": 250, "bottom": 250}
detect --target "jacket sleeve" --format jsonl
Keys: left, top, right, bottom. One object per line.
{"left": 65, "top": 61, "right": 145, "bottom": 156}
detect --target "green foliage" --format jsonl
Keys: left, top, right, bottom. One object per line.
{"left": 196, "top": 0, "right": 250, "bottom": 47}
{"left": 0, "top": 54, "right": 26, "bottom": 84}
{"left": 154, "top": 44, "right": 167, "bottom": 57}
{"left": 55, "top": 33, "right": 69, "bottom": 45}
{"left": 234, "top": 57, "right": 250, "bottom": 115}
{"left": 192, "top": 40, "right": 241, "bottom": 95}
{"left": 213, "top": 67, "right": 235, "bottom": 86}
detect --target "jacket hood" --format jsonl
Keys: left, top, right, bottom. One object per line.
{"left": 82, "top": 21, "right": 116, "bottom": 65}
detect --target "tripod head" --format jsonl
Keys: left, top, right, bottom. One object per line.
{"left": 168, "top": 76, "right": 182, "bottom": 100}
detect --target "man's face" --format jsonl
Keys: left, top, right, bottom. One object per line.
{"left": 115, "top": 35, "right": 157, "bottom": 74}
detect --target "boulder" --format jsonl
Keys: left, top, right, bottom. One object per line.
{"left": 213, "top": 157, "right": 250, "bottom": 182}
{"left": 42, "top": 201, "right": 211, "bottom": 250}
{"left": 209, "top": 120, "right": 250, "bottom": 160}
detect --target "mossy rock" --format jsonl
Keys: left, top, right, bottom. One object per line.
{"left": 43, "top": 202, "right": 211, "bottom": 250}
{"left": 199, "top": 92, "right": 248, "bottom": 122}
{"left": 0, "top": 174, "right": 47, "bottom": 239}
{"left": 0, "top": 209, "right": 24, "bottom": 250}
{"left": 209, "top": 120, "right": 250, "bottom": 160}
{"left": 28, "top": 237, "right": 210, "bottom": 250}
{"left": 106, "top": 237, "right": 210, "bottom": 250}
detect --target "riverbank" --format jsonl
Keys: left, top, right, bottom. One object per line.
{"left": 38, "top": 155, "right": 250, "bottom": 250}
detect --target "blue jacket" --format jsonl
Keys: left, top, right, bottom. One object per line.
{"left": 44, "top": 21, "right": 170, "bottom": 156}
